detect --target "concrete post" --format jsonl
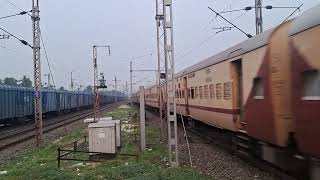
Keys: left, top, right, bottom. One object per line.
{"left": 139, "top": 86, "right": 146, "bottom": 151}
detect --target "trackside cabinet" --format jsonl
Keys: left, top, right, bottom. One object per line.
{"left": 88, "top": 122, "right": 116, "bottom": 154}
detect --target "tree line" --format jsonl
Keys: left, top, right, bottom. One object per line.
{"left": 0, "top": 76, "right": 93, "bottom": 92}
{"left": 0, "top": 76, "right": 32, "bottom": 87}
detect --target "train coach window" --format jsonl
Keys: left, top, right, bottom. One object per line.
{"left": 204, "top": 85, "right": 209, "bottom": 99}
{"left": 199, "top": 86, "right": 204, "bottom": 99}
{"left": 253, "top": 78, "right": 264, "bottom": 99}
{"left": 191, "top": 87, "right": 195, "bottom": 99}
{"left": 224, "top": 82, "right": 232, "bottom": 100}
{"left": 210, "top": 84, "right": 215, "bottom": 99}
{"left": 302, "top": 70, "right": 320, "bottom": 100}
{"left": 195, "top": 87, "right": 198, "bottom": 99}
{"left": 216, "top": 83, "right": 222, "bottom": 99}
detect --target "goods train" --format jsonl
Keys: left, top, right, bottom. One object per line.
{"left": 0, "top": 85, "right": 127, "bottom": 124}
{"left": 133, "top": 5, "right": 320, "bottom": 179}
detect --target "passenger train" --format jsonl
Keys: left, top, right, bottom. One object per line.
{"left": 133, "top": 5, "right": 320, "bottom": 179}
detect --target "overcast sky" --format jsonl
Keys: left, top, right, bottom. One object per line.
{"left": 0, "top": 0, "right": 319, "bottom": 92}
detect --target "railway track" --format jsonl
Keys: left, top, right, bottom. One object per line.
{"left": 178, "top": 119, "right": 298, "bottom": 180}
{"left": 0, "top": 102, "right": 123, "bottom": 151}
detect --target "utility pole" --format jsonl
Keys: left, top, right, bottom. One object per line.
{"left": 162, "top": 0, "right": 178, "bottom": 167}
{"left": 126, "top": 81, "right": 128, "bottom": 97}
{"left": 130, "top": 61, "right": 133, "bottom": 106}
{"left": 255, "top": 0, "right": 263, "bottom": 34}
{"left": 139, "top": 86, "right": 146, "bottom": 151}
{"left": 93, "top": 45, "right": 111, "bottom": 122}
{"left": 115, "top": 76, "right": 118, "bottom": 102}
{"left": 70, "top": 72, "right": 74, "bottom": 91}
{"left": 32, "top": 0, "right": 43, "bottom": 147}
{"left": 155, "top": 0, "right": 164, "bottom": 139}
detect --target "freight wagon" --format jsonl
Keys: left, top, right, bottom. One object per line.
{"left": 0, "top": 85, "right": 126, "bottom": 124}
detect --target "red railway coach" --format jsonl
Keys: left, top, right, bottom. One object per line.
{"left": 134, "top": 5, "right": 320, "bottom": 179}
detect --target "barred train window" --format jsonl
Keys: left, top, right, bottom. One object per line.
{"left": 253, "top": 78, "right": 264, "bottom": 99}
{"left": 181, "top": 90, "right": 185, "bottom": 98}
{"left": 216, "top": 83, "right": 222, "bottom": 99}
{"left": 199, "top": 86, "right": 204, "bottom": 99}
{"left": 224, "top": 82, "right": 232, "bottom": 100}
{"left": 204, "top": 85, "right": 209, "bottom": 99}
{"left": 191, "top": 87, "right": 195, "bottom": 99}
{"left": 195, "top": 87, "right": 198, "bottom": 99}
{"left": 303, "top": 70, "right": 320, "bottom": 100}
{"left": 210, "top": 84, "right": 215, "bottom": 99}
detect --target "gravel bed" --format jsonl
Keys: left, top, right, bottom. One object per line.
{"left": 145, "top": 110, "right": 279, "bottom": 180}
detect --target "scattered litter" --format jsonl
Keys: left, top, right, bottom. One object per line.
{"left": 85, "top": 162, "right": 100, "bottom": 167}
{"left": 125, "top": 162, "right": 129, "bottom": 166}
{"left": 72, "top": 162, "right": 85, "bottom": 167}
{"left": 77, "top": 173, "right": 81, "bottom": 176}
{"left": 119, "top": 105, "right": 131, "bottom": 109}
{"left": 148, "top": 148, "right": 153, "bottom": 152}
{"left": 166, "top": 163, "right": 170, "bottom": 166}
{"left": 40, "top": 163, "right": 46, "bottom": 166}
{"left": 16, "top": 163, "right": 21, "bottom": 165}
{"left": 76, "top": 168, "right": 80, "bottom": 172}
{"left": 0, "top": 171, "right": 7, "bottom": 175}
{"left": 53, "top": 137, "right": 63, "bottom": 144}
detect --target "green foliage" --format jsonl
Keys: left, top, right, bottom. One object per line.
{"left": 3, "top": 77, "right": 18, "bottom": 86}
{"left": 84, "top": 85, "right": 93, "bottom": 92}
{"left": 0, "top": 107, "right": 212, "bottom": 180}
{"left": 0, "top": 79, "right": 2, "bottom": 84}
{"left": 19, "top": 75, "right": 32, "bottom": 87}
{"left": 58, "top": 86, "right": 65, "bottom": 91}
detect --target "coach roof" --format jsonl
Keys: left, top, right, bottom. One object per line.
{"left": 175, "top": 4, "right": 320, "bottom": 78}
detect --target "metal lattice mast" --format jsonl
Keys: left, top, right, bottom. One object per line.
{"left": 130, "top": 61, "right": 133, "bottom": 106}
{"left": 93, "top": 45, "right": 110, "bottom": 122}
{"left": 255, "top": 0, "right": 263, "bottom": 34}
{"left": 155, "top": 0, "right": 164, "bottom": 139}
{"left": 162, "top": 0, "right": 178, "bottom": 167}
{"left": 32, "top": 0, "right": 43, "bottom": 147}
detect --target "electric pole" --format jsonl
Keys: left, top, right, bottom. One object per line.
{"left": 130, "top": 61, "right": 133, "bottom": 106}
{"left": 93, "top": 45, "right": 111, "bottom": 122}
{"left": 32, "top": 0, "right": 43, "bottom": 147}
{"left": 115, "top": 76, "right": 118, "bottom": 102}
{"left": 162, "top": 0, "right": 178, "bottom": 167}
{"left": 70, "top": 72, "right": 74, "bottom": 91}
{"left": 255, "top": 0, "right": 263, "bottom": 34}
{"left": 155, "top": 0, "right": 164, "bottom": 140}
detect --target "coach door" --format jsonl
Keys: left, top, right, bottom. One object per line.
{"left": 231, "top": 60, "right": 243, "bottom": 121}
{"left": 183, "top": 77, "right": 190, "bottom": 115}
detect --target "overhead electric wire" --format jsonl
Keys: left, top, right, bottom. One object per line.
{"left": 208, "top": 7, "right": 252, "bottom": 38}
{"left": 0, "top": 10, "right": 31, "bottom": 20}
{"left": 39, "top": 28, "right": 56, "bottom": 88}
{"left": 282, "top": 3, "right": 303, "bottom": 23}
{"left": 0, "top": 27, "right": 32, "bottom": 48}
{"left": 5, "top": 0, "right": 32, "bottom": 17}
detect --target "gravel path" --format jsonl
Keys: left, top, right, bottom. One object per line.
{"left": 145, "top": 110, "right": 279, "bottom": 180}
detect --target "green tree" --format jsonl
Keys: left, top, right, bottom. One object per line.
{"left": 4, "top": 77, "right": 18, "bottom": 86}
{"left": 84, "top": 85, "right": 93, "bottom": 92}
{"left": 19, "top": 76, "right": 32, "bottom": 87}
{"left": 58, "top": 86, "right": 65, "bottom": 91}
{"left": 0, "top": 79, "right": 2, "bottom": 84}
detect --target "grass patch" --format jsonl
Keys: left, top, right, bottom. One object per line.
{"left": 0, "top": 106, "right": 213, "bottom": 180}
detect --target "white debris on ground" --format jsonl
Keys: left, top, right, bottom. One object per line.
{"left": 122, "top": 124, "right": 139, "bottom": 132}
{"left": 72, "top": 162, "right": 85, "bottom": 167}
{"left": 118, "top": 105, "right": 131, "bottom": 109}
{"left": 0, "top": 171, "right": 7, "bottom": 175}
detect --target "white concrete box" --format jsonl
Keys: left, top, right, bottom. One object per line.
{"left": 84, "top": 117, "right": 112, "bottom": 123}
{"left": 88, "top": 121, "right": 116, "bottom": 154}
{"left": 98, "top": 120, "right": 121, "bottom": 148}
